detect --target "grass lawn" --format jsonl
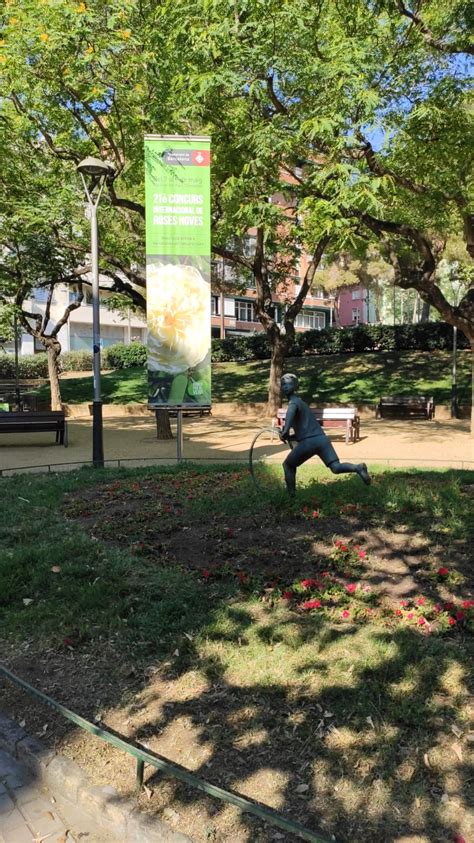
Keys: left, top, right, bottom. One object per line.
{"left": 0, "top": 464, "right": 473, "bottom": 842}
{"left": 35, "top": 349, "right": 472, "bottom": 406}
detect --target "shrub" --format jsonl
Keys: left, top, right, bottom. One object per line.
{"left": 0, "top": 353, "right": 49, "bottom": 379}
{"left": 60, "top": 350, "right": 93, "bottom": 372}
{"left": 103, "top": 342, "right": 147, "bottom": 369}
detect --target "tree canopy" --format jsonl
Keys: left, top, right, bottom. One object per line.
{"left": 1, "top": 0, "right": 473, "bottom": 410}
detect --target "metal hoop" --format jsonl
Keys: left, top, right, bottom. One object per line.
{"left": 248, "top": 427, "right": 292, "bottom": 492}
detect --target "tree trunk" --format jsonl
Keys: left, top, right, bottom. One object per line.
{"left": 471, "top": 339, "right": 474, "bottom": 437}
{"left": 420, "top": 300, "right": 431, "bottom": 322}
{"left": 267, "top": 334, "right": 286, "bottom": 416}
{"left": 46, "top": 341, "right": 62, "bottom": 410}
{"left": 155, "top": 408, "right": 173, "bottom": 440}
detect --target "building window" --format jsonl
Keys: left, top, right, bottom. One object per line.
{"left": 33, "top": 288, "right": 50, "bottom": 303}
{"left": 69, "top": 287, "right": 93, "bottom": 305}
{"left": 235, "top": 300, "right": 257, "bottom": 322}
{"left": 352, "top": 308, "right": 360, "bottom": 324}
{"left": 70, "top": 324, "right": 125, "bottom": 351}
{"left": 294, "top": 309, "right": 326, "bottom": 330}
{"left": 211, "top": 296, "right": 219, "bottom": 316}
{"left": 351, "top": 289, "right": 361, "bottom": 300}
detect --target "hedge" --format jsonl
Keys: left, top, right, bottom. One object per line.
{"left": 0, "top": 353, "right": 49, "bottom": 379}
{"left": 212, "top": 322, "right": 470, "bottom": 361}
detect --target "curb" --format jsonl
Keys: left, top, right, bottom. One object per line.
{"left": 0, "top": 711, "right": 193, "bottom": 843}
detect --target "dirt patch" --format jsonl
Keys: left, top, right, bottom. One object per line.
{"left": 62, "top": 472, "right": 471, "bottom": 604}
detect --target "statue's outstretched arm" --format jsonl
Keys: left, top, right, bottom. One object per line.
{"left": 281, "top": 402, "right": 296, "bottom": 440}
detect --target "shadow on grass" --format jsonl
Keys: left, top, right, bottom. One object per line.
{"left": 34, "top": 349, "right": 472, "bottom": 407}
{"left": 0, "top": 464, "right": 473, "bottom": 842}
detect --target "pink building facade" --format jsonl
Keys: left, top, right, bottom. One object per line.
{"left": 336, "top": 285, "right": 375, "bottom": 327}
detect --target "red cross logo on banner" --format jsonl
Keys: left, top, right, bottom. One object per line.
{"left": 192, "top": 150, "right": 210, "bottom": 166}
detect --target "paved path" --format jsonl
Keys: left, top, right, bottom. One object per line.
{"left": 0, "top": 412, "right": 472, "bottom": 474}
{"left": 0, "top": 749, "right": 108, "bottom": 843}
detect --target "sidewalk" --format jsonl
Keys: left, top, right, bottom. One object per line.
{"left": 0, "top": 410, "right": 473, "bottom": 474}
{"left": 0, "top": 748, "right": 107, "bottom": 843}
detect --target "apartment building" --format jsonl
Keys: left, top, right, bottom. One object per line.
{"left": 12, "top": 283, "right": 147, "bottom": 356}
{"left": 337, "top": 285, "right": 377, "bottom": 327}
{"left": 210, "top": 235, "right": 336, "bottom": 338}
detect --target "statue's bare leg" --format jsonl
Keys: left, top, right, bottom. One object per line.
{"left": 283, "top": 461, "right": 296, "bottom": 496}
{"left": 328, "top": 460, "right": 371, "bottom": 485}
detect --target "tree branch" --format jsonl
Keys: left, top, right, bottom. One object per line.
{"left": 285, "top": 236, "right": 330, "bottom": 323}
{"left": 266, "top": 75, "right": 288, "bottom": 115}
{"left": 51, "top": 284, "right": 84, "bottom": 337}
{"left": 64, "top": 85, "right": 125, "bottom": 168}
{"left": 9, "top": 94, "right": 79, "bottom": 162}
{"left": 107, "top": 183, "right": 145, "bottom": 218}
{"left": 354, "top": 133, "right": 429, "bottom": 196}
{"left": 397, "top": 1, "right": 474, "bottom": 55}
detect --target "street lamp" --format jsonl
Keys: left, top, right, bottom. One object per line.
{"left": 77, "top": 156, "right": 115, "bottom": 467}
{"left": 451, "top": 278, "right": 462, "bottom": 420}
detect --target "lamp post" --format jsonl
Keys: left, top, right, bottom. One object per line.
{"left": 13, "top": 312, "right": 21, "bottom": 411}
{"left": 77, "top": 156, "right": 115, "bottom": 467}
{"left": 451, "top": 279, "right": 462, "bottom": 420}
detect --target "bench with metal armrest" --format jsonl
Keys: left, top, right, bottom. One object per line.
{"left": 375, "top": 395, "right": 435, "bottom": 420}
{"left": 275, "top": 406, "right": 360, "bottom": 444}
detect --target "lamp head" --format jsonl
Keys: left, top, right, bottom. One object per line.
{"left": 77, "top": 156, "right": 115, "bottom": 179}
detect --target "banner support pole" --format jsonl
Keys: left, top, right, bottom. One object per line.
{"left": 176, "top": 410, "right": 184, "bottom": 462}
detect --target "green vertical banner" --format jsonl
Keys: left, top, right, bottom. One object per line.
{"left": 144, "top": 135, "right": 211, "bottom": 408}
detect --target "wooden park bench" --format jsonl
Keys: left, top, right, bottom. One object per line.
{"left": 0, "top": 411, "right": 68, "bottom": 445}
{"left": 275, "top": 407, "right": 360, "bottom": 444}
{"left": 375, "top": 395, "right": 435, "bottom": 420}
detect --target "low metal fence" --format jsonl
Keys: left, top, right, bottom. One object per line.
{"left": 1, "top": 454, "right": 473, "bottom": 477}
{"left": 0, "top": 664, "right": 330, "bottom": 843}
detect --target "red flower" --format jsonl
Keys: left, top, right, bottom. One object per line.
{"left": 437, "top": 567, "right": 449, "bottom": 577}
{"left": 448, "top": 617, "right": 456, "bottom": 626}
{"left": 456, "top": 611, "right": 465, "bottom": 621}
{"left": 346, "top": 583, "right": 357, "bottom": 593}
{"left": 407, "top": 612, "right": 414, "bottom": 620}
{"left": 434, "top": 604, "right": 442, "bottom": 613}
{"left": 358, "top": 550, "right": 366, "bottom": 559}
{"left": 237, "top": 571, "right": 248, "bottom": 584}
{"left": 341, "top": 609, "right": 350, "bottom": 618}
{"left": 301, "top": 578, "right": 319, "bottom": 589}
{"left": 302, "top": 599, "right": 321, "bottom": 610}
{"left": 322, "top": 571, "right": 331, "bottom": 578}
{"left": 417, "top": 597, "right": 425, "bottom": 606}
{"left": 444, "top": 602, "right": 455, "bottom": 611}
{"left": 282, "top": 591, "right": 294, "bottom": 601}
{"left": 453, "top": 834, "right": 466, "bottom": 843}
{"left": 462, "top": 600, "right": 474, "bottom": 609}
{"left": 340, "top": 545, "right": 348, "bottom": 552}
{"left": 400, "top": 600, "right": 408, "bottom": 607}
{"left": 418, "top": 616, "right": 426, "bottom": 626}
{"left": 335, "top": 540, "right": 341, "bottom": 547}
{"left": 303, "top": 506, "right": 309, "bottom": 513}
{"left": 202, "top": 569, "right": 211, "bottom": 580}
{"left": 396, "top": 609, "right": 403, "bottom": 616}
{"left": 312, "top": 510, "right": 319, "bottom": 518}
